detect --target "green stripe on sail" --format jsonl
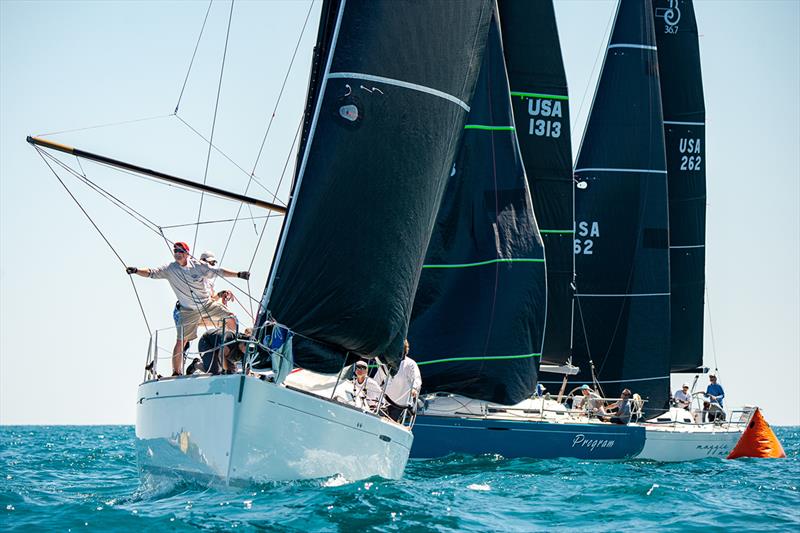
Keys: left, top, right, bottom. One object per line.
{"left": 540, "top": 229, "right": 574, "bottom": 234}
{"left": 422, "top": 258, "right": 544, "bottom": 269}
{"left": 464, "top": 125, "right": 515, "bottom": 131}
{"left": 417, "top": 353, "right": 542, "bottom": 366}
{"left": 510, "top": 91, "right": 568, "bottom": 101}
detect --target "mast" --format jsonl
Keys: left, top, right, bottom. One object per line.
{"left": 407, "top": 10, "right": 546, "bottom": 405}
{"left": 26, "top": 136, "right": 287, "bottom": 214}
{"left": 572, "top": 0, "right": 672, "bottom": 411}
{"left": 257, "top": 0, "right": 494, "bottom": 373}
{"left": 652, "top": 0, "right": 706, "bottom": 372}
{"left": 498, "top": 0, "right": 575, "bottom": 370}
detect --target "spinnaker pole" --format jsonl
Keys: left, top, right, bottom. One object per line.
{"left": 26, "top": 135, "right": 287, "bottom": 214}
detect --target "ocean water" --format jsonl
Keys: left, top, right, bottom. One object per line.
{"left": 2, "top": 426, "right": 798, "bottom": 532}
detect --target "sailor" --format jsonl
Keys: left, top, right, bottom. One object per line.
{"left": 603, "top": 389, "right": 632, "bottom": 425}
{"left": 673, "top": 383, "right": 692, "bottom": 409}
{"left": 197, "top": 327, "right": 246, "bottom": 374}
{"left": 126, "top": 241, "right": 250, "bottom": 376}
{"left": 374, "top": 340, "right": 422, "bottom": 422}
{"left": 706, "top": 373, "right": 725, "bottom": 408}
{"left": 576, "top": 384, "right": 604, "bottom": 415}
{"left": 334, "top": 360, "right": 382, "bottom": 412}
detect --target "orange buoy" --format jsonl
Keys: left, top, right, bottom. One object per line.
{"left": 727, "top": 408, "right": 786, "bottom": 459}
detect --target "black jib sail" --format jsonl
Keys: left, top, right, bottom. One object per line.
{"left": 258, "top": 0, "right": 494, "bottom": 373}
{"left": 573, "top": 0, "right": 671, "bottom": 411}
{"left": 407, "top": 12, "right": 546, "bottom": 405}
{"left": 652, "top": 0, "right": 706, "bottom": 373}
{"left": 498, "top": 0, "right": 574, "bottom": 368}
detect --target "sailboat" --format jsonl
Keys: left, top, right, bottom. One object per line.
{"left": 28, "top": 0, "right": 496, "bottom": 483}
{"left": 408, "top": 1, "right": 646, "bottom": 461}
{"left": 571, "top": 0, "right": 755, "bottom": 461}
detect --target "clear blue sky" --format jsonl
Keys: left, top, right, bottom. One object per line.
{"left": 1, "top": 0, "right": 798, "bottom": 426}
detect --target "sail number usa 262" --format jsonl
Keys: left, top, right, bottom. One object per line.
{"left": 679, "top": 137, "right": 702, "bottom": 171}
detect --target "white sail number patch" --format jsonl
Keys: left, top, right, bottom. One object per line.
{"left": 678, "top": 137, "right": 702, "bottom": 172}
{"left": 574, "top": 221, "right": 600, "bottom": 255}
{"left": 527, "top": 98, "right": 562, "bottom": 138}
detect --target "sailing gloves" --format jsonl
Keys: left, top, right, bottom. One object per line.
{"left": 237, "top": 271, "right": 250, "bottom": 280}
{"left": 126, "top": 267, "right": 138, "bottom": 274}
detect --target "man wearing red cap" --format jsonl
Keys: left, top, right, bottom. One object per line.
{"left": 126, "top": 241, "right": 250, "bottom": 375}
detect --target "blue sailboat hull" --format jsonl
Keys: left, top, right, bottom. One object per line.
{"left": 411, "top": 415, "right": 646, "bottom": 460}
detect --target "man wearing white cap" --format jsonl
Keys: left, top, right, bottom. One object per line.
{"left": 673, "top": 383, "right": 691, "bottom": 409}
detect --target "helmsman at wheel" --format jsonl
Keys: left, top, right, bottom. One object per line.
{"left": 125, "top": 241, "right": 250, "bottom": 376}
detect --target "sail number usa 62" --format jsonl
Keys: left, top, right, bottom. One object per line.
{"left": 574, "top": 221, "right": 599, "bottom": 255}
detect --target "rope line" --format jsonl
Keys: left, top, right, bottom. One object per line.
{"left": 193, "top": 0, "right": 236, "bottom": 252}
{"left": 175, "top": 0, "right": 214, "bottom": 113}
{"left": 249, "top": 0, "right": 315, "bottom": 176}
{"left": 35, "top": 147, "right": 152, "bottom": 335}
{"left": 35, "top": 113, "right": 174, "bottom": 138}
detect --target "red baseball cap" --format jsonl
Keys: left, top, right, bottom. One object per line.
{"left": 173, "top": 242, "right": 190, "bottom": 253}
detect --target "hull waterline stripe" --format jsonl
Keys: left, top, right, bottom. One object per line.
{"left": 423, "top": 258, "right": 544, "bottom": 269}
{"left": 575, "top": 292, "right": 670, "bottom": 297}
{"left": 574, "top": 167, "right": 667, "bottom": 174}
{"left": 664, "top": 120, "right": 705, "bottom": 126}
{"left": 670, "top": 244, "right": 705, "bottom": 249}
{"left": 608, "top": 43, "right": 657, "bottom": 50}
{"left": 464, "top": 125, "right": 515, "bottom": 131}
{"left": 417, "top": 353, "right": 541, "bottom": 366}
{"left": 328, "top": 72, "right": 470, "bottom": 111}
{"left": 540, "top": 229, "right": 574, "bottom": 234}
{"left": 510, "top": 91, "right": 568, "bottom": 101}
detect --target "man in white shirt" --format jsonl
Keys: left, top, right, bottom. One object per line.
{"left": 126, "top": 241, "right": 250, "bottom": 376}
{"left": 673, "top": 383, "right": 691, "bottom": 409}
{"left": 375, "top": 340, "right": 422, "bottom": 422}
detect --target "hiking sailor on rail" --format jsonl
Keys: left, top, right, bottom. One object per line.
{"left": 126, "top": 241, "right": 250, "bottom": 376}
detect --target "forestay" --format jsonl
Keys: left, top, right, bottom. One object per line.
{"left": 408, "top": 11, "right": 546, "bottom": 405}
{"left": 573, "top": 0, "right": 671, "bottom": 410}
{"left": 498, "top": 0, "right": 575, "bottom": 368}
{"left": 652, "top": 0, "right": 706, "bottom": 373}
{"left": 258, "top": 0, "right": 494, "bottom": 373}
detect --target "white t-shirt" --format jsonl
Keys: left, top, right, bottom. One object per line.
{"left": 674, "top": 389, "right": 691, "bottom": 404}
{"left": 375, "top": 357, "right": 422, "bottom": 407}
{"left": 149, "top": 258, "right": 220, "bottom": 308}
{"left": 334, "top": 377, "right": 382, "bottom": 411}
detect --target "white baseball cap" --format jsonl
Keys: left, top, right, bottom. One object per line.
{"left": 200, "top": 251, "right": 217, "bottom": 263}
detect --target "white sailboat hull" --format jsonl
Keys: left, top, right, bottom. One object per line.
{"left": 135, "top": 375, "right": 413, "bottom": 483}
{"left": 634, "top": 408, "right": 751, "bottom": 462}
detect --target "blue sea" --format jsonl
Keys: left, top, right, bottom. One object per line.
{"left": 2, "top": 426, "right": 798, "bottom": 532}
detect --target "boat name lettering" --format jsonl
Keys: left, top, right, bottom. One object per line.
{"left": 678, "top": 137, "right": 702, "bottom": 172}
{"left": 572, "top": 433, "right": 615, "bottom": 451}
{"left": 574, "top": 221, "right": 600, "bottom": 255}
{"left": 695, "top": 443, "right": 728, "bottom": 456}
{"left": 526, "top": 98, "right": 562, "bottom": 138}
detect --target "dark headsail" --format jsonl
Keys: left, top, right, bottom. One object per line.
{"left": 652, "top": 0, "right": 706, "bottom": 372}
{"left": 257, "top": 0, "right": 494, "bottom": 373}
{"left": 573, "top": 0, "right": 671, "bottom": 410}
{"left": 408, "top": 12, "right": 546, "bottom": 405}
{"left": 498, "top": 0, "right": 575, "bottom": 368}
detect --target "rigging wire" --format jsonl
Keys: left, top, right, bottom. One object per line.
{"left": 705, "top": 285, "right": 720, "bottom": 372}
{"left": 175, "top": 0, "right": 214, "bottom": 114}
{"left": 35, "top": 113, "right": 174, "bottom": 138}
{"left": 193, "top": 0, "right": 236, "bottom": 252}
{"left": 34, "top": 147, "right": 152, "bottom": 336}
{"left": 160, "top": 214, "right": 271, "bottom": 230}
{"left": 249, "top": 0, "right": 315, "bottom": 176}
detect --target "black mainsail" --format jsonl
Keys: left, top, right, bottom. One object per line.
{"left": 407, "top": 12, "right": 546, "bottom": 405}
{"left": 573, "top": 0, "right": 671, "bottom": 410}
{"left": 258, "top": 0, "right": 494, "bottom": 373}
{"left": 498, "top": 0, "right": 575, "bottom": 368}
{"left": 652, "top": 0, "right": 706, "bottom": 373}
